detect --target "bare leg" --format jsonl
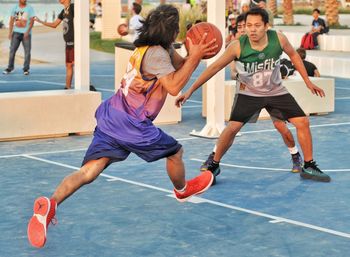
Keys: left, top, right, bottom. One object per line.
{"left": 289, "top": 117, "right": 313, "bottom": 161}
{"left": 51, "top": 157, "right": 110, "bottom": 205}
{"left": 214, "top": 121, "right": 244, "bottom": 162}
{"left": 65, "top": 62, "right": 74, "bottom": 89}
{"left": 166, "top": 147, "right": 186, "bottom": 190}
{"left": 273, "top": 120, "right": 295, "bottom": 148}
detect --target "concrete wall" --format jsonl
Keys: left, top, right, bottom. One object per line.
{"left": 0, "top": 91, "right": 101, "bottom": 141}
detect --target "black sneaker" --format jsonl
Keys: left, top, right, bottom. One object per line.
{"left": 300, "top": 161, "right": 331, "bottom": 182}
{"left": 90, "top": 85, "right": 97, "bottom": 91}
{"left": 200, "top": 152, "right": 215, "bottom": 171}
{"left": 23, "top": 70, "right": 30, "bottom": 75}
{"left": 200, "top": 153, "right": 221, "bottom": 185}
{"left": 3, "top": 68, "right": 14, "bottom": 74}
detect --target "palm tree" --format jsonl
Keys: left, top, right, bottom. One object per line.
{"left": 267, "top": 0, "right": 278, "bottom": 17}
{"left": 325, "top": 0, "right": 340, "bottom": 26}
{"left": 282, "top": 0, "right": 293, "bottom": 25}
{"left": 312, "top": 0, "right": 321, "bottom": 9}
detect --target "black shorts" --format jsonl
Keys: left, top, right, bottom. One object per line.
{"left": 229, "top": 93, "right": 306, "bottom": 123}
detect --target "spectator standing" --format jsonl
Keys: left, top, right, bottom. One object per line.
{"left": 35, "top": 0, "right": 74, "bottom": 89}
{"left": 3, "top": 0, "right": 35, "bottom": 75}
{"left": 95, "top": 2, "right": 102, "bottom": 17}
{"left": 225, "top": 14, "right": 236, "bottom": 46}
{"left": 129, "top": 2, "right": 144, "bottom": 42}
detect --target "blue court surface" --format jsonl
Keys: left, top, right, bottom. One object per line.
{"left": 1, "top": 60, "right": 350, "bottom": 257}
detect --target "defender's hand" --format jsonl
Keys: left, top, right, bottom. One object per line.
{"left": 307, "top": 82, "right": 325, "bottom": 97}
{"left": 175, "top": 91, "right": 192, "bottom": 108}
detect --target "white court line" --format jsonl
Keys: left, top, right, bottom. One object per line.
{"left": 0, "top": 80, "right": 65, "bottom": 86}
{"left": 335, "top": 97, "right": 350, "bottom": 100}
{"left": 240, "top": 121, "right": 350, "bottom": 135}
{"left": 95, "top": 87, "right": 115, "bottom": 92}
{"left": 192, "top": 158, "right": 289, "bottom": 171}
{"left": 336, "top": 87, "right": 350, "bottom": 91}
{"left": 0, "top": 148, "right": 87, "bottom": 159}
{"left": 20, "top": 154, "right": 350, "bottom": 239}
{"left": 186, "top": 99, "right": 202, "bottom": 104}
{"left": 0, "top": 122, "right": 349, "bottom": 158}
{"left": 269, "top": 219, "right": 284, "bottom": 224}
{"left": 0, "top": 136, "right": 200, "bottom": 159}
{"left": 191, "top": 158, "right": 350, "bottom": 172}
{"left": 176, "top": 137, "right": 200, "bottom": 141}
{"left": 181, "top": 105, "right": 202, "bottom": 109}
{"left": 0, "top": 80, "right": 119, "bottom": 93}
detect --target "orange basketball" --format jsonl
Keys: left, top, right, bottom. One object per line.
{"left": 117, "top": 23, "right": 128, "bottom": 36}
{"left": 185, "top": 22, "right": 223, "bottom": 59}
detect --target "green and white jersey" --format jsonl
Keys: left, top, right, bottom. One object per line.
{"left": 236, "top": 30, "right": 288, "bottom": 97}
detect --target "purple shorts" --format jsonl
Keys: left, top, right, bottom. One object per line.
{"left": 82, "top": 127, "right": 182, "bottom": 167}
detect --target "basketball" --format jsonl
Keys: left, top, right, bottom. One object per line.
{"left": 117, "top": 23, "right": 128, "bottom": 36}
{"left": 185, "top": 22, "right": 223, "bottom": 59}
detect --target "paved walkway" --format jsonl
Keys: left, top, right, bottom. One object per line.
{"left": 1, "top": 30, "right": 114, "bottom": 67}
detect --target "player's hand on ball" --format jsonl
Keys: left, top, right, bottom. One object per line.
{"left": 187, "top": 34, "right": 218, "bottom": 60}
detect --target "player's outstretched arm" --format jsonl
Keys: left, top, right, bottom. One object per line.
{"left": 278, "top": 32, "right": 325, "bottom": 97}
{"left": 175, "top": 40, "right": 239, "bottom": 107}
{"left": 34, "top": 16, "right": 62, "bottom": 28}
{"left": 159, "top": 34, "right": 218, "bottom": 96}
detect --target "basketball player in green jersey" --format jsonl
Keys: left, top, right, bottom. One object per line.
{"left": 176, "top": 8, "right": 330, "bottom": 182}
{"left": 208, "top": 13, "right": 303, "bottom": 181}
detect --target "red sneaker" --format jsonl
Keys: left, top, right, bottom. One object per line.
{"left": 174, "top": 170, "right": 214, "bottom": 202}
{"left": 27, "top": 197, "right": 57, "bottom": 248}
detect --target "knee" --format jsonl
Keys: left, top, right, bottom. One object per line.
{"left": 227, "top": 121, "right": 242, "bottom": 135}
{"left": 66, "top": 63, "right": 73, "bottom": 69}
{"left": 273, "top": 121, "right": 288, "bottom": 134}
{"left": 293, "top": 117, "right": 310, "bottom": 129}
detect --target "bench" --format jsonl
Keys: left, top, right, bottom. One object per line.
{"left": 283, "top": 31, "right": 350, "bottom": 52}
{"left": 203, "top": 76, "right": 335, "bottom": 121}
{"left": 0, "top": 90, "right": 101, "bottom": 141}
{"left": 306, "top": 55, "right": 350, "bottom": 78}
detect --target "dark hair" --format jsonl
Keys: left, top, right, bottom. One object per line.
{"left": 134, "top": 4, "right": 179, "bottom": 49}
{"left": 245, "top": 7, "right": 269, "bottom": 25}
{"left": 133, "top": 2, "right": 142, "bottom": 14}
{"left": 313, "top": 8, "right": 320, "bottom": 14}
{"left": 186, "top": 22, "right": 192, "bottom": 31}
{"left": 296, "top": 48, "right": 306, "bottom": 60}
{"left": 236, "top": 13, "right": 245, "bottom": 24}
